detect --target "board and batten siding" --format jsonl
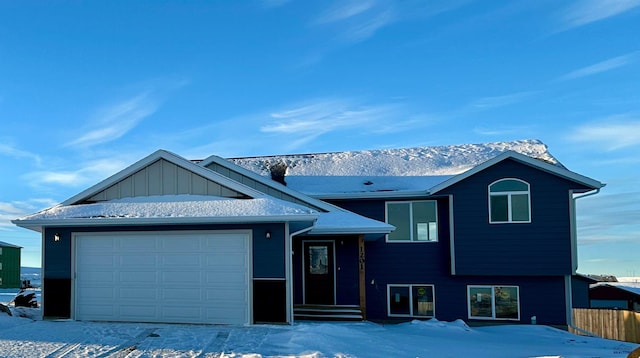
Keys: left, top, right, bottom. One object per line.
{"left": 439, "top": 159, "right": 592, "bottom": 276}
{"left": 86, "top": 159, "right": 247, "bottom": 203}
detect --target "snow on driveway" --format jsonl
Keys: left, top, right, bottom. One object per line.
{"left": 0, "top": 311, "right": 638, "bottom": 357}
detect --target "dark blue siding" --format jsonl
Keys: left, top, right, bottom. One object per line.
{"left": 571, "top": 276, "right": 592, "bottom": 309}
{"left": 292, "top": 235, "right": 360, "bottom": 305}
{"left": 42, "top": 223, "right": 286, "bottom": 319}
{"left": 439, "top": 159, "right": 586, "bottom": 276}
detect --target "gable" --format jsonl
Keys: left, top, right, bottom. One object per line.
{"left": 84, "top": 158, "right": 247, "bottom": 204}
{"left": 200, "top": 156, "right": 334, "bottom": 213}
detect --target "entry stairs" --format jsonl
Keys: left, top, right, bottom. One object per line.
{"left": 293, "top": 304, "right": 364, "bottom": 321}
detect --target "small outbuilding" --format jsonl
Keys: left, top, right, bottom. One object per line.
{"left": 590, "top": 282, "right": 640, "bottom": 312}
{"left": 0, "top": 241, "right": 22, "bottom": 288}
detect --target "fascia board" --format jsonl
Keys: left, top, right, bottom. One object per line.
{"left": 199, "top": 154, "right": 337, "bottom": 212}
{"left": 61, "top": 150, "right": 268, "bottom": 206}
{"left": 12, "top": 214, "right": 319, "bottom": 230}
{"left": 428, "top": 151, "right": 604, "bottom": 194}
{"left": 308, "top": 226, "right": 394, "bottom": 235}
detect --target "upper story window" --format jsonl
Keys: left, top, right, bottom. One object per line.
{"left": 489, "top": 178, "right": 531, "bottom": 223}
{"left": 386, "top": 200, "right": 438, "bottom": 242}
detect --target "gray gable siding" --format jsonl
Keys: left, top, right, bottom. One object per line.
{"left": 440, "top": 159, "right": 589, "bottom": 276}
{"left": 205, "top": 162, "right": 321, "bottom": 210}
{"left": 86, "top": 159, "right": 247, "bottom": 203}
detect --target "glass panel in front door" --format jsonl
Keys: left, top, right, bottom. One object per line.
{"left": 308, "top": 245, "right": 328, "bottom": 275}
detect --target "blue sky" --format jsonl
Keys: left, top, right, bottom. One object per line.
{"left": 0, "top": 1, "right": 638, "bottom": 276}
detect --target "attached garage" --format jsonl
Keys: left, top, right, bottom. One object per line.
{"left": 74, "top": 230, "right": 251, "bottom": 325}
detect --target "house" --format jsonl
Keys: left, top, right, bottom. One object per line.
{"left": 12, "top": 139, "right": 604, "bottom": 326}
{"left": 589, "top": 282, "right": 640, "bottom": 312}
{"left": 0, "top": 241, "right": 22, "bottom": 288}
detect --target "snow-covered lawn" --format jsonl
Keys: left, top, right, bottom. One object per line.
{"left": 0, "top": 308, "right": 638, "bottom": 358}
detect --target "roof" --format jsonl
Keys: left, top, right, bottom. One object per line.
{"left": 0, "top": 241, "right": 22, "bottom": 249}
{"left": 230, "top": 139, "right": 561, "bottom": 176}
{"left": 228, "top": 140, "right": 603, "bottom": 198}
{"left": 590, "top": 282, "right": 640, "bottom": 297}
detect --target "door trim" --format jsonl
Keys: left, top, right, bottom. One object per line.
{"left": 301, "top": 240, "right": 336, "bottom": 305}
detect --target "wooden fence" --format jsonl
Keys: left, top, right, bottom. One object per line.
{"left": 572, "top": 308, "right": 640, "bottom": 343}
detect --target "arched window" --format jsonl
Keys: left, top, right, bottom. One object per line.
{"left": 489, "top": 179, "right": 530, "bottom": 223}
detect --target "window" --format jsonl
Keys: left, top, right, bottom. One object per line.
{"left": 468, "top": 285, "right": 520, "bottom": 320}
{"left": 386, "top": 201, "right": 438, "bottom": 242}
{"left": 388, "top": 284, "right": 435, "bottom": 317}
{"left": 489, "top": 179, "right": 530, "bottom": 223}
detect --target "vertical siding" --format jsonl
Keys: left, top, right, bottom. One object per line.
{"left": 85, "top": 159, "right": 246, "bottom": 202}
{"left": 0, "top": 246, "right": 21, "bottom": 288}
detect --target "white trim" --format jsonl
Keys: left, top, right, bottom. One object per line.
{"left": 467, "top": 285, "right": 520, "bottom": 321}
{"left": 72, "top": 229, "right": 253, "bottom": 325}
{"left": 488, "top": 178, "right": 531, "bottom": 224}
{"left": 15, "top": 214, "right": 318, "bottom": 231}
{"left": 386, "top": 284, "right": 435, "bottom": 318}
{"left": 385, "top": 200, "right": 439, "bottom": 243}
{"left": 288, "top": 225, "right": 315, "bottom": 324}
{"left": 301, "top": 240, "right": 337, "bottom": 305}
{"left": 430, "top": 151, "right": 604, "bottom": 195}
{"left": 448, "top": 195, "right": 456, "bottom": 275}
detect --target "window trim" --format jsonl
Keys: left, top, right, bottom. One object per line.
{"left": 385, "top": 200, "right": 439, "bottom": 243}
{"left": 467, "top": 285, "right": 520, "bottom": 321}
{"left": 387, "top": 284, "right": 435, "bottom": 318}
{"left": 488, "top": 178, "right": 531, "bottom": 224}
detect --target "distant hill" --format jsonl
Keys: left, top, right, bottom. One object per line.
{"left": 20, "top": 267, "right": 41, "bottom": 288}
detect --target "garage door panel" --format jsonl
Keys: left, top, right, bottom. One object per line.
{"left": 75, "top": 231, "right": 251, "bottom": 325}
{"left": 120, "top": 254, "right": 156, "bottom": 266}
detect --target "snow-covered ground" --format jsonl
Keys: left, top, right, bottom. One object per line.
{"left": 0, "top": 307, "right": 637, "bottom": 358}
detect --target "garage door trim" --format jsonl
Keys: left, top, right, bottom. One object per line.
{"left": 71, "top": 229, "right": 253, "bottom": 324}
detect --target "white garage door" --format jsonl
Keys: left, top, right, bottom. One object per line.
{"left": 74, "top": 230, "right": 251, "bottom": 325}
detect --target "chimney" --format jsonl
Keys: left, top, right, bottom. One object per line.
{"left": 269, "top": 161, "right": 287, "bottom": 185}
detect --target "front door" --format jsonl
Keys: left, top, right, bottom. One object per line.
{"left": 303, "top": 241, "right": 335, "bottom": 305}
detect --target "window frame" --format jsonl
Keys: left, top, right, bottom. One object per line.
{"left": 488, "top": 178, "right": 531, "bottom": 224}
{"left": 467, "top": 285, "right": 520, "bottom": 321}
{"left": 385, "top": 200, "right": 439, "bottom": 243}
{"left": 387, "top": 284, "right": 435, "bottom": 318}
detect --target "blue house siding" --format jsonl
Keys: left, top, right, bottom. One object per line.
{"left": 364, "top": 274, "right": 568, "bottom": 325}
{"left": 42, "top": 223, "right": 287, "bottom": 321}
{"left": 438, "top": 159, "right": 591, "bottom": 276}
{"left": 292, "top": 235, "right": 360, "bottom": 306}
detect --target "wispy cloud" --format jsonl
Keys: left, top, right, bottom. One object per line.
{"left": 176, "top": 97, "right": 432, "bottom": 157}
{"left": 24, "top": 158, "right": 129, "bottom": 188}
{"left": 558, "top": 0, "right": 640, "bottom": 30}
{"left": 261, "top": 98, "right": 403, "bottom": 149}
{"left": 568, "top": 114, "right": 640, "bottom": 150}
{"left": 68, "top": 93, "right": 159, "bottom": 148}
{"left": 468, "top": 91, "right": 536, "bottom": 111}
{"left": 0, "top": 143, "right": 41, "bottom": 166}
{"left": 312, "top": 0, "right": 396, "bottom": 43}
{"left": 0, "top": 199, "right": 57, "bottom": 230}
{"left": 559, "top": 52, "right": 638, "bottom": 81}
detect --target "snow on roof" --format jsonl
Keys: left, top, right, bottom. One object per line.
{"left": 311, "top": 209, "right": 394, "bottom": 235}
{"left": 13, "top": 195, "right": 394, "bottom": 235}
{"left": 285, "top": 175, "right": 453, "bottom": 198}
{"left": 591, "top": 282, "right": 640, "bottom": 296}
{"left": 229, "top": 139, "right": 561, "bottom": 177}
{"left": 16, "top": 195, "right": 317, "bottom": 222}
